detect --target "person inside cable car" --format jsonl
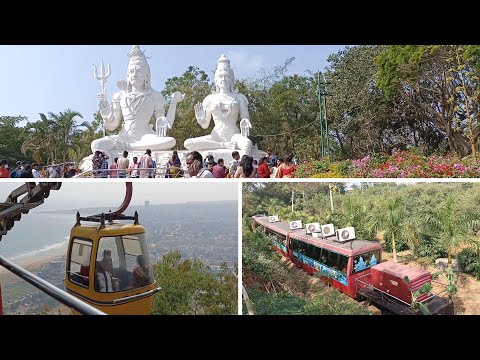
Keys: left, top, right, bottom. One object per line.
{"left": 79, "top": 263, "right": 90, "bottom": 286}
{"left": 132, "top": 255, "right": 150, "bottom": 288}
{"left": 95, "top": 261, "right": 115, "bottom": 293}
{"left": 100, "top": 249, "right": 120, "bottom": 291}
{"left": 101, "top": 250, "right": 114, "bottom": 274}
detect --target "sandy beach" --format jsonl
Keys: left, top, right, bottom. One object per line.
{"left": 0, "top": 244, "right": 67, "bottom": 277}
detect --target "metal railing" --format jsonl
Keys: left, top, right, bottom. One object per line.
{"left": 355, "top": 272, "right": 436, "bottom": 306}
{"left": 112, "top": 287, "right": 161, "bottom": 304}
{"left": 0, "top": 255, "right": 106, "bottom": 315}
{"left": 73, "top": 167, "right": 185, "bottom": 179}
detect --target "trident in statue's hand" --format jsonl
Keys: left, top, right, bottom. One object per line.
{"left": 94, "top": 60, "right": 111, "bottom": 136}
{"left": 94, "top": 60, "right": 111, "bottom": 95}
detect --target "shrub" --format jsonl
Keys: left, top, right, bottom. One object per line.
{"left": 415, "top": 235, "right": 448, "bottom": 261}
{"left": 337, "top": 160, "right": 352, "bottom": 176}
{"left": 248, "top": 289, "right": 306, "bottom": 315}
{"left": 303, "top": 292, "right": 370, "bottom": 315}
{"left": 297, "top": 149, "right": 480, "bottom": 178}
{"left": 456, "top": 248, "right": 480, "bottom": 280}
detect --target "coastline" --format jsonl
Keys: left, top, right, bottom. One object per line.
{"left": 0, "top": 246, "right": 67, "bottom": 276}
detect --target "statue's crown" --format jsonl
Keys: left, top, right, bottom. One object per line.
{"left": 128, "top": 45, "right": 150, "bottom": 60}
{"left": 216, "top": 54, "right": 231, "bottom": 71}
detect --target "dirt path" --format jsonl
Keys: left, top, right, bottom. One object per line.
{"left": 383, "top": 250, "right": 479, "bottom": 315}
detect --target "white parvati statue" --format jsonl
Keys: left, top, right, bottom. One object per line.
{"left": 91, "top": 45, "right": 184, "bottom": 160}
{"left": 184, "top": 54, "right": 253, "bottom": 156}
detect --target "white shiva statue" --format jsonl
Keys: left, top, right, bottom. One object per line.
{"left": 91, "top": 45, "right": 184, "bottom": 161}
{"left": 183, "top": 54, "right": 253, "bottom": 157}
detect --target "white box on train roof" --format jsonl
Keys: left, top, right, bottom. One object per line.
{"left": 305, "top": 222, "right": 321, "bottom": 234}
{"left": 268, "top": 215, "right": 280, "bottom": 223}
{"left": 289, "top": 220, "right": 302, "bottom": 230}
{"left": 321, "top": 224, "right": 335, "bottom": 237}
{"left": 335, "top": 227, "right": 356, "bottom": 242}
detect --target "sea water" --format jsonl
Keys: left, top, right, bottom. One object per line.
{"left": 0, "top": 212, "right": 72, "bottom": 260}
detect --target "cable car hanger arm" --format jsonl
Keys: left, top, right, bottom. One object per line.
{"left": 74, "top": 182, "right": 137, "bottom": 226}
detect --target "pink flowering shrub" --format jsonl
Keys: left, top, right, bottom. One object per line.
{"left": 295, "top": 149, "right": 480, "bottom": 178}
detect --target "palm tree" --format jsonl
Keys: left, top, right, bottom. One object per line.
{"left": 22, "top": 110, "right": 91, "bottom": 164}
{"left": 21, "top": 113, "right": 56, "bottom": 164}
{"left": 337, "top": 195, "right": 372, "bottom": 239}
{"left": 422, "top": 195, "right": 480, "bottom": 265}
{"left": 71, "top": 112, "right": 103, "bottom": 162}
{"left": 48, "top": 109, "right": 90, "bottom": 162}
{"left": 369, "top": 197, "right": 420, "bottom": 262}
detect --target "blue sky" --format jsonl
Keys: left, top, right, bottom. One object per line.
{"left": 0, "top": 45, "right": 346, "bottom": 126}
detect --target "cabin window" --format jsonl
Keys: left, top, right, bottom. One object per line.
{"left": 298, "top": 241, "right": 307, "bottom": 255}
{"left": 94, "top": 233, "right": 154, "bottom": 293}
{"left": 266, "top": 228, "right": 286, "bottom": 246}
{"left": 338, "top": 254, "right": 349, "bottom": 274}
{"left": 353, "top": 249, "right": 381, "bottom": 273}
{"left": 313, "top": 246, "right": 321, "bottom": 262}
{"left": 295, "top": 240, "right": 301, "bottom": 253}
{"left": 327, "top": 251, "right": 339, "bottom": 269}
{"left": 319, "top": 248, "right": 328, "bottom": 264}
{"left": 306, "top": 244, "right": 315, "bottom": 259}
{"left": 69, "top": 238, "right": 93, "bottom": 288}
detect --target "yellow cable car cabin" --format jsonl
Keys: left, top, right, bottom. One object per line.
{"left": 65, "top": 211, "right": 160, "bottom": 315}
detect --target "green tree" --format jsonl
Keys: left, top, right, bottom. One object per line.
{"left": 369, "top": 197, "right": 420, "bottom": 262}
{"left": 162, "top": 66, "right": 212, "bottom": 149}
{"left": 21, "top": 113, "right": 57, "bottom": 164}
{"left": 241, "top": 58, "right": 310, "bottom": 158}
{"left": 152, "top": 251, "right": 236, "bottom": 315}
{"left": 205, "top": 262, "right": 238, "bottom": 315}
{"left": 0, "top": 116, "right": 30, "bottom": 163}
{"left": 422, "top": 195, "right": 480, "bottom": 265}
{"left": 48, "top": 109, "right": 91, "bottom": 162}
{"left": 70, "top": 111, "right": 103, "bottom": 163}
{"left": 265, "top": 74, "right": 319, "bottom": 158}
{"left": 327, "top": 45, "right": 398, "bottom": 158}
{"left": 21, "top": 110, "right": 91, "bottom": 164}
{"left": 376, "top": 45, "right": 480, "bottom": 157}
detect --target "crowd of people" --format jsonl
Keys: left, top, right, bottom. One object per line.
{"left": 182, "top": 149, "right": 297, "bottom": 179}
{"left": 0, "top": 159, "right": 78, "bottom": 178}
{"left": 0, "top": 149, "right": 296, "bottom": 179}
{"left": 91, "top": 150, "right": 158, "bottom": 179}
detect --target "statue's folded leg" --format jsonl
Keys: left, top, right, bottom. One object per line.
{"left": 91, "top": 136, "right": 116, "bottom": 154}
{"left": 130, "top": 135, "right": 176, "bottom": 151}
{"left": 184, "top": 136, "right": 226, "bottom": 151}
{"left": 91, "top": 136, "right": 117, "bottom": 167}
{"left": 231, "top": 133, "right": 253, "bottom": 158}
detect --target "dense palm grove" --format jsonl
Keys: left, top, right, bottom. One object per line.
{"left": 3, "top": 45, "right": 480, "bottom": 174}
{"left": 242, "top": 183, "right": 480, "bottom": 314}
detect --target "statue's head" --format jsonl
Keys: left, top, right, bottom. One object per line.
{"left": 126, "top": 45, "right": 151, "bottom": 91}
{"left": 214, "top": 54, "right": 236, "bottom": 93}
